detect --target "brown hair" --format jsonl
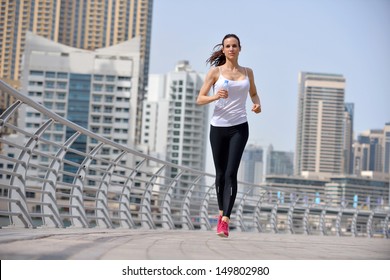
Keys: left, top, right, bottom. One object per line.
{"left": 206, "top": 34, "right": 241, "bottom": 67}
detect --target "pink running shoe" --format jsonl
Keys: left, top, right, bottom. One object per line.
{"left": 217, "top": 220, "right": 229, "bottom": 238}
{"left": 216, "top": 215, "right": 222, "bottom": 234}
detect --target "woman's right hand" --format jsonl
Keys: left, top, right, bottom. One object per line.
{"left": 217, "top": 88, "right": 228, "bottom": 100}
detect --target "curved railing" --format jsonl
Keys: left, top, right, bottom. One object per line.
{"left": 0, "top": 79, "right": 389, "bottom": 238}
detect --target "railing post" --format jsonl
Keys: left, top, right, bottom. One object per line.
{"left": 95, "top": 151, "right": 127, "bottom": 228}
{"left": 0, "top": 100, "right": 23, "bottom": 126}
{"left": 181, "top": 175, "right": 201, "bottom": 230}
{"left": 120, "top": 158, "right": 146, "bottom": 229}
{"left": 271, "top": 197, "right": 280, "bottom": 234}
{"left": 161, "top": 170, "right": 184, "bottom": 229}
{"left": 199, "top": 184, "right": 213, "bottom": 230}
{"left": 351, "top": 209, "right": 359, "bottom": 237}
{"left": 140, "top": 165, "right": 165, "bottom": 229}
{"left": 335, "top": 201, "right": 347, "bottom": 237}
{"left": 319, "top": 197, "right": 331, "bottom": 236}
{"left": 287, "top": 194, "right": 299, "bottom": 234}
{"left": 253, "top": 191, "right": 269, "bottom": 233}
{"left": 383, "top": 214, "right": 389, "bottom": 239}
{"left": 303, "top": 203, "right": 311, "bottom": 235}
{"left": 41, "top": 131, "right": 81, "bottom": 228}
{"left": 9, "top": 119, "right": 53, "bottom": 228}
{"left": 236, "top": 188, "right": 252, "bottom": 232}
{"left": 70, "top": 144, "right": 105, "bottom": 228}
{"left": 366, "top": 210, "right": 374, "bottom": 238}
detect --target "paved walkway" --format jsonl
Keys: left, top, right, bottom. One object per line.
{"left": 0, "top": 228, "right": 389, "bottom": 260}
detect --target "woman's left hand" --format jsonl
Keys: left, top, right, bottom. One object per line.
{"left": 252, "top": 104, "right": 261, "bottom": 114}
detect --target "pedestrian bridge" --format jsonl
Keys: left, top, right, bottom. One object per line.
{"left": 0, "top": 78, "right": 389, "bottom": 252}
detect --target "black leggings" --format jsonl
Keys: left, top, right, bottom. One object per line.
{"left": 210, "top": 122, "right": 249, "bottom": 218}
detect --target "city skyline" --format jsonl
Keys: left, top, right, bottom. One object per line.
{"left": 148, "top": 0, "right": 390, "bottom": 152}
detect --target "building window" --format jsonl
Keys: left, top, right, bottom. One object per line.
{"left": 104, "top": 107, "right": 113, "bottom": 113}
{"left": 57, "top": 72, "right": 68, "bottom": 79}
{"left": 93, "top": 84, "right": 103, "bottom": 92}
{"left": 57, "top": 82, "right": 67, "bottom": 89}
{"left": 26, "top": 192, "right": 36, "bottom": 198}
{"left": 106, "top": 85, "right": 114, "bottom": 92}
{"left": 45, "top": 81, "right": 55, "bottom": 88}
{"left": 106, "top": 75, "right": 115, "bottom": 81}
{"left": 30, "top": 70, "right": 44, "bottom": 76}
{"left": 94, "top": 75, "right": 104, "bottom": 81}
{"left": 93, "top": 95, "right": 102, "bottom": 102}
{"left": 105, "top": 96, "right": 113, "bottom": 102}
{"left": 45, "top": 71, "right": 55, "bottom": 78}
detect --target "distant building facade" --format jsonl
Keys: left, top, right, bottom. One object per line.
{"left": 295, "top": 72, "right": 346, "bottom": 177}
{"left": 0, "top": 0, "right": 154, "bottom": 143}
{"left": 0, "top": 32, "right": 141, "bottom": 185}
{"left": 141, "top": 61, "right": 209, "bottom": 196}
{"left": 266, "top": 145, "right": 294, "bottom": 176}
{"left": 238, "top": 144, "right": 264, "bottom": 196}
{"left": 353, "top": 123, "right": 390, "bottom": 176}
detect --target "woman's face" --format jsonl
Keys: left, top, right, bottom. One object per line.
{"left": 223, "top": 37, "right": 241, "bottom": 59}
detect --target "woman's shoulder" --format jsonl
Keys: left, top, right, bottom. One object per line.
{"left": 206, "top": 66, "right": 221, "bottom": 81}
{"left": 208, "top": 66, "right": 220, "bottom": 75}
{"left": 242, "top": 66, "right": 253, "bottom": 73}
{"left": 241, "top": 66, "right": 255, "bottom": 79}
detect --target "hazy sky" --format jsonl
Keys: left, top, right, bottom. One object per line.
{"left": 149, "top": 0, "right": 390, "bottom": 154}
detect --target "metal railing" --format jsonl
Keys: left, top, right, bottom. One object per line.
{"left": 0, "top": 78, "right": 389, "bottom": 238}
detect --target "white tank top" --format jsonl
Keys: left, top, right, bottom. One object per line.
{"left": 210, "top": 67, "right": 250, "bottom": 127}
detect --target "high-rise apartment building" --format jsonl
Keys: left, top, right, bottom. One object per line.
{"left": 0, "top": 0, "right": 153, "bottom": 82}
{"left": 141, "top": 61, "right": 208, "bottom": 170}
{"left": 238, "top": 144, "right": 264, "bottom": 196}
{"left": 14, "top": 32, "right": 141, "bottom": 182}
{"left": 0, "top": 0, "right": 153, "bottom": 143}
{"left": 141, "top": 61, "right": 208, "bottom": 194}
{"left": 353, "top": 123, "right": 390, "bottom": 176}
{"left": 0, "top": 0, "right": 61, "bottom": 82}
{"left": 295, "top": 72, "right": 346, "bottom": 177}
{"left": 0, "top": 0, "right": 61, "bottom": 136}
{"left": 0, "top": 78, "right": 18, "bottom": 152}
{"left": 266, "top": 145, "right": 294, "bottom": 176}
{"left": 58, "top": 0, "right": 154, "bottom": 143}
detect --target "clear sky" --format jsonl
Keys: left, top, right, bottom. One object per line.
{"left": 149, "top": 0, "right": 390, "bottom": 154}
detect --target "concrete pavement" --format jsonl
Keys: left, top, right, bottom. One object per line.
{"left": 0, "top": 228, "right": 389, "bottom": 260}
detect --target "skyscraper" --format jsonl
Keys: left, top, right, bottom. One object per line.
{"left": 141, "top": 61, "right": 208, "bottom": 174}
{"left": 0, "top": 0, "right": 61, "bottom": 82}
{"left": 238, "top": 144, "right": 264, "bottom": 196}
{"left": 353, "top": 123, "right": 390, "bottom": 176}
{"left": 16, "top": 32, "right": 141, "bottom": 182}
{"left": 0, "top": 0, "right": 153, "bottom": 82}
{"left": 295, "top": 72, "right": 346, "bottom": 177}
{"left": 58, "top": 0, "right": 154, "bottom": 143}
{"left": 0, "top": 0, "right": 62, "bottom": 134}
{"left": 0, "top": 0, "right": 154, "bottom": 143}
{"left": 140, "top": 60, "right": 209, "bottom": 204}
{"left": 266, "top": 145, "right": 294, "bottom": 176}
